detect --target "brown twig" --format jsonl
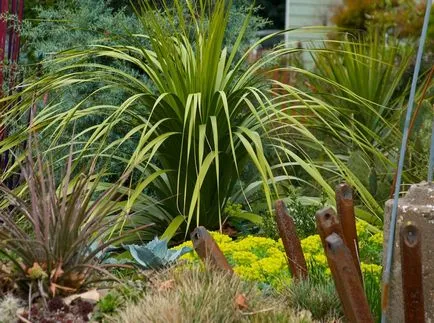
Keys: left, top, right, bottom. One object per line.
{"left": 17, "top": 314, "right": 32, "bottom": 323}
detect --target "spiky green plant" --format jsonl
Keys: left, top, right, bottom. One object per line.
{"left": 0, "top": 0, "right": 400, "bottom": 240}
{"left": 309, "top": 32, "right": 413, "bottom": 139}
{"left": 0, "top": 138, "right": 151, "bottom": 296}
{"left": 305, "top": 31, "right": 432, "bottom": 204}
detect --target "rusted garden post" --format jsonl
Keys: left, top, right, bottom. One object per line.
{"left": 335, "top": 183, "right": 363, "bottom": 284}
{"left": 383, "top": 182, "right": 434, "bottom": 322}
{"left": 191, "top": 226, "right": 233, "bottom": 273}
{"left": 324, "top": 233, "right": 374, "bottom": 323}
{"left": 400, "top": 222, "right": 425, "bottom": 323}
{"left": 275, "top": 200, "right": 308, "bottom": 280}
{"left": 315, "top": 207, "right": 344, "bottom": 250}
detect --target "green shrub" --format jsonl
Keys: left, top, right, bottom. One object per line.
{"left": 259, "top": 190, "right": 327, "bottom": 240}
{"left": 93, "top": 279, "right": 146, "bottom": 321}
{"left": 23, "top": 0, "right": 142, "bottom": 59}
{"left": 96, "top": 293, "right": 121, "bottom": 316}
{"left": 259, "top": 210, "right": 280, "bottom": 240}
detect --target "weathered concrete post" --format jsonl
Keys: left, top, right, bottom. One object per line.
{"left": 383, "top": 182, "right": 434, "bottom": 322}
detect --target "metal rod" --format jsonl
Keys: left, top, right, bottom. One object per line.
{"left": 190, "top": 226, "right": 233, "bottom": 273}
{"left": 400, "top": 222, "right": 425, "bottom": 323}
{"left": 382, "top": 1, "right": 432, "bottom": 321}
{"left": 335, "top": 183, "right": 363, "bottom": 284}
{"left": 275, "top": 200, "right": 308, "bottom": 280}
{"left": 324, "top": 233, "right": 374, "bottom": 323}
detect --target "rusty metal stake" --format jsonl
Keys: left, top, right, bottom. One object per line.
{"left": 315, "top": 207, "right": 344, "bottom": 251}
{"left": 275, "top": 200, "right": 308, "bottom": 280}
{"left": 400, "top": 222, "right": 425, "bottom": 323}
{"left": 335, "top": 183, "right": 363, "bottom": 284}
{"left": 325, "top": 233, "right": 374, "bottom": 323}
{"left": 191, "top": 226, "right": 233, "bottom": 273}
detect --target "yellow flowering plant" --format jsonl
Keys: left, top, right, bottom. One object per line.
{"left": 173, "top": 220, "right": 383, "bottom": 289}
{"left": 175, "top": 232, "right": 291, "bottom": 288}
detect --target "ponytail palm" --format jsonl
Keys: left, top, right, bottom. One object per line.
{"left": 0, "top": 0, "right": 393, "bottom": 239}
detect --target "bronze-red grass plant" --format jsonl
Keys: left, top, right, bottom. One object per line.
{"left": 0, "top": 140, "right": 152, "bottom": 297}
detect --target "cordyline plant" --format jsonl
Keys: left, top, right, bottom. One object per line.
{"left": 306, "top": 31, "right": 433, "bottom": 204}
{"left": 0, "top": 0, "right": 400, "bottom": 240}
{"left": 0, "top": 139, "right": 152, "bottom": 297}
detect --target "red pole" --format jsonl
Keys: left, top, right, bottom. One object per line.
{"left": 6, "top": 0, "right": 14, "bottom": 64}
{"left": 8, "top": 0, "right": 23, "bottom": 91}
{"left": 0, "top": 0, "right": 9, "bottom": 94}
{"left": 0, "top": 0, "right": 9, "bottom": 172}
{"left": 1, "top": 0, "right": 24, "bottom": 180}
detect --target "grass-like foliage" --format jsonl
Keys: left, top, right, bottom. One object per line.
{"left": 307, "top": 31, "right": 432, "bottom": 204}
{"left": 285, "top": 279, "right": 342, "bottom": 321}
{"left": 109, "top": 264, "right": 316, "bottom": 323}
{"left": 0, "top": 140, "right": 151, "bottom": 296}
{"left": 0, "top": 0, "right": 403, "bottom": 239}
{"left": 310, "top": 32, "right": 413, "bottom": 134}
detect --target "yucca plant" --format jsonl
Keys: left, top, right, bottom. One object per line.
{"left": 0, "top": 0, "right": 398, "bottom": 239}
{"left": 0, "top": 138, "right": 152, "bottom": 297}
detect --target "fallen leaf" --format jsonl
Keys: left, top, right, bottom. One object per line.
{"left": 235, "top": 293, "right": 248, "bottom": 310}
{"left": 50, "top": 262, "right": 64, "bottom": 282}
{"left": 158, "top": 279, "right": 175, "bottom": 291}
{"left": 49, "top": 283, "right": 56, "bottom": 297}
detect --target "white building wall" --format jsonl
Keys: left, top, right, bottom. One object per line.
{"left": 286, "top": 0, "right": 342, "bottom": 28}
{"left": 284, "top": 0, "right": 343, "bottom": 67}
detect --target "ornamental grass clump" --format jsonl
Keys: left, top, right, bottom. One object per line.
{"left": 0, "top": 141, "right": 151, "bottom": 297}
{"left": 109, "top": 264, "right": 315, "bottom": 323}
{"left": 285, "top": 279, "right": 342, "bottom": 321}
